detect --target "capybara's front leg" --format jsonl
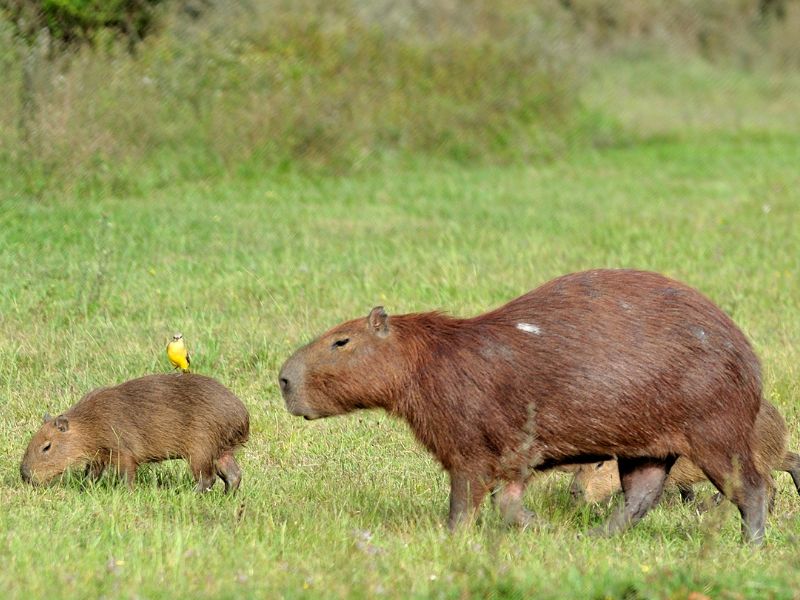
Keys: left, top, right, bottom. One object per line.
{"left": 215, "top": 451, "right": 242, "bottom": 494}
{"left": 84, "top": 449, "right": 110, "bottom": 482}
{"left": 447, "top": 471, "right": 489, "bottom": 530}
{"left": 590, "top": 457, "right": 673, "bottom": 537}
{"left": 192, "top": 460, "right": 217, "bottom": 493}
{"left": 85, "top": 460, "right": 106, "bottom": 482}
{"left": 492, "top": 481, "right": 536, "bottom": 527}
{"left": 113, "top": 453, "right": 138, "bottom": 489}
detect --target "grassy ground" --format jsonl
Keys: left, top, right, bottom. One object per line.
{"left": 1, "top": 128, "right": 799, "bottom": 598}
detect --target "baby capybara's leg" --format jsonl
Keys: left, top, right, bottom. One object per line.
{"left": 85, "top": 461, "right": 106, "bottom": 482}
{"left": 111, "top": 453, "right": 138, "bottom": 489}
{"left": 84, "top": 449, "right": 110, "bottom": 482}
{"left": 677, "top": 485, "right": 696, "bottom": 503}
{"left": 492, "top": 481, "right": 536, "bottom": 527}
{"left": 591, "top": 457, "right": 674, "bottom": 537}
{"left": 214, "top": 451, "right": 242, "bottom": 494}
{"left": 780, "top": 451, "right": 800, "bottom": 496}
{"left": 447, "top": 471, "right": 490, "bottom": 530}
{"left": 693, "top": 452, "right": 766, "bottom": 544}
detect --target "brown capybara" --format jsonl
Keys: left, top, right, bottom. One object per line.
{"left": 569, "top": 401, "right": 800, "bottom": 506}
{"left": 20, "top": 373, "right": 249, "bottom": 493}
{"left": 279, "top": 269, "right": 769, "bottom": 542}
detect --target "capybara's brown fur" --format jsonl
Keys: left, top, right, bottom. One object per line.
{"left": 20, "top": 374, "right": 249, "bottom": 493}
{"left": 279, "top": 269, "right": 768, "bottom": 542}
{"left": 570, "top": 401, "right": 800, "bottom": 506}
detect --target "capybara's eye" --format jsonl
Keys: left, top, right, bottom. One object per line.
{"left": 41, "top": 442, "right": 51, "bottom": 453}
{"left": 595, "top": 462, "right": 604, "bottom": 470}
{"left": 332, "top": 338, "right": 350, "bottom": 348}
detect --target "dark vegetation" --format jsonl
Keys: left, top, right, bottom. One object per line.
{"left": 0, "top": 0, "right": 798, "bottom": 199}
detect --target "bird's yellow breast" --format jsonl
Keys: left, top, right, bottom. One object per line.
{"left": 167, "top": 338, "right": 190, "bottom": 371}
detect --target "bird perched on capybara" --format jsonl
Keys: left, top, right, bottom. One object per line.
{"left": 569, "top": 401, "right": 800, "bottom": 506}
{"left": 21, "top": 374, "right": 248, "bottom": 493}
{"left": 167, "top": 332, "right": 191, "bottom": 373}
{"left": 279, "top": 269, "right": 768, "bottom": 542}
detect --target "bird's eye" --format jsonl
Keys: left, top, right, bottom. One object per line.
{"left": 41, "top": 442, "right": 51, "bottom": 453}
{"left": 332, "top": 338, "right": 350, "bottom": 348}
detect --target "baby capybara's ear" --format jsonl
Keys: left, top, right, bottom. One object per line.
{"left": 54, "top": 415, "right": 69, "bottom": 432}
{"left": 367, "top": 306, "right": 389, "bottom": 337}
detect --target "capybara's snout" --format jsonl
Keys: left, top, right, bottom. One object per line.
{"left": 278, "top": 353, "right": 315, "bottom": 419}
{"left": 20, "top": 462, "right": 31, "bottom": 484}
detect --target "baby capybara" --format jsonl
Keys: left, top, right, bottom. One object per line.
{"left": 20, "top": 374, "right": 249, "bottom": 493}
{"left": 279, "top": 269, "right": 769, "bottom": 542}
{"left": 570, "top": 401, "right": 800, "bottom": 506}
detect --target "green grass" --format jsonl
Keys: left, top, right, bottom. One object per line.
{"left": 2, "top": 131, "right": 800, "bottom": 598}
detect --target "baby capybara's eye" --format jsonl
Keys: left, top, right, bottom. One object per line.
{"left": 41, "top": 442, "right": 51, "bottom": 453}
{"left": 332, "top": 338, "right": 350, "bottom": 348}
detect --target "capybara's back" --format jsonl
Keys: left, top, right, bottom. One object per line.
{"left": 21, "top": 373, "right": 249, "bottom": 492}
{"left": 279, "top": 269, "right": 768, "bottom": 541}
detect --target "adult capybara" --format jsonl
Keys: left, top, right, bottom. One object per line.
{"left": 20, "top": 374, "right": 249, "bottom": 493}
{"left": 569, "top": 401, "right": 800, "bottom": 506}
{"left": 279, "top": 269, "right": 768, "bottom": 542}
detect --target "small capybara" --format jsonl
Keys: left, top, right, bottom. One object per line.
{"left": 569, "top": 401, "right": 800, "bottom": 505}
{"left": 279, "top": 269, "right": 769, "bottom": 542}
{"left": 20, "top": 374, "right": 249, "bottom": 493}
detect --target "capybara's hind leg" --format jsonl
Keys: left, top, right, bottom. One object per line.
{"left": 736, "top": 481, "right": 766, "bottom": 544}
{"left": 695, "top": 453, "right": 766, "bottom": 544}
{"left": 448, "top": 470, "right": 490, "bottom": 530}
{"left": 215, "top": 451, "right": 242, "bottom": 494}
{"left": 590, "top": 457, "right": 674, "bottom": 537}
{"left": 492, "top": 481, "right": 536, "bottom": 527}
{"left": 677, "top": 485, "right": 696, "bottom": 504}
{"left": 780, "top": 451, "right": 800, "bottom": 496}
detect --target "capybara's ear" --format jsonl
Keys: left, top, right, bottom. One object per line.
{"left": 367, "top": 306, "right": 389, "bottom": 337}
{"left": 43, "top": 412, "right": 52, "bottom": 423}
{"left": 54, "top": 415, "right": 69, "bottom": 432}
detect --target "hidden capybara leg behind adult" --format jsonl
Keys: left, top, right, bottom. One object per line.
{"left": 592, "top": 457, "right": 677, "bottom": 536}
{"left": 780, "top": 451, "right": 800, "bottom": 496}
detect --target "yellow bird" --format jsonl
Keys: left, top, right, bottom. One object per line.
{"left": 166, "top": 332, "right": 191, "bottom": 373}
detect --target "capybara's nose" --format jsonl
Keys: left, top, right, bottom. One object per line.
{"left": 20, "top": 463, "right": 31, "bottom": 483}
{"left": 568, "top": 482, "right": 582, "bottom": 502}
{"left": 279, "top": 377, "right": 290, "bottom": 394}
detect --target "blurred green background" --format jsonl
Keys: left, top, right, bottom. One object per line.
{"left": 2, "top": 2, "right": 800, "bottom": 598}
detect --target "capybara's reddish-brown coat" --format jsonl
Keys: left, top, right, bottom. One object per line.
{"left": 279, "top": 269, "right": 768, "bottom": 542}
{"left": 20, "top": 374, "right": 249, "bottom": 493}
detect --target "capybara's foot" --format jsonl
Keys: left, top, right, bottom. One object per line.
{"left": 447, "top": 471, "right": 489, "bottom": 530}
{"left": 678, "top": 486, "right": 696, "bottom": 504}
{"left": 215, "top": 452, "right": 242, "bottom": 494}
{"left": 492, "top": 481, "right": 539, "bottom": 528}
{"left": 195, "top": 471, "right": 217, "bottom": 493}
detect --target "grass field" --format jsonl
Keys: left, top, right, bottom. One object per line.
{"left": 2, "top": 126, "right": 800, "bottom": 598}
